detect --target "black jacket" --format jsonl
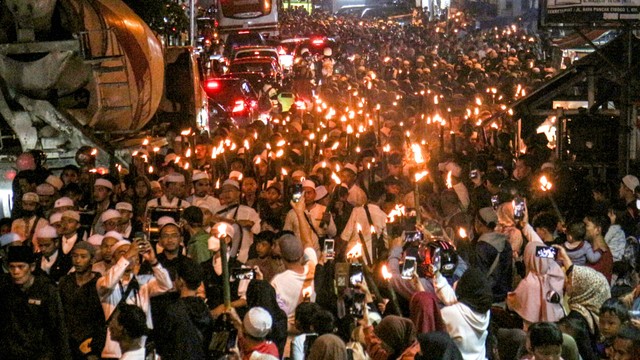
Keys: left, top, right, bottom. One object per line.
{"left": 35, "top": 250, "right": 73, "bottom": 283}
{"left": 0, "top": 274, "right": 72, "bottom": 360}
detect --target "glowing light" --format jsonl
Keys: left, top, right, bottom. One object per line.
{"left": 415, "top": 171, "right": 428, "bottom": 182}
{"left": 540, "top": 175, "right": 552, "bottom": 192}
{"left": 347, "top": 243, "right": 362, "bottom": 259}
{"left": 181, "top": 128, "right": 192, "bottom": 136}
{"left": 446, "top": 171, "right": 453, "bottom": 189}
{"left": 382, "top": 264, "right": 392, "bottom": 280}
{"left": 459, "top": 228, "right": 468, "bottom": 238}
{"left": 412, "top": 144, "right": 425, "bottom": 164}
{"left": 331, "top": 172, "right": 341, "bottom": 184}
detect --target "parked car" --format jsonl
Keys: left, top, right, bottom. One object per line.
{"left": 203, "top": 78, "right": 259, "bottom": 127}
{"left": 226, "top": 56, "right": 283, "bottom": 88}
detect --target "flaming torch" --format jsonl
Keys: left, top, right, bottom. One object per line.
{"left": 381, "top": 264, "right": 402, "bottom": 315}
{"left": 539, "top": 175, "right": 563, "bottom": 222}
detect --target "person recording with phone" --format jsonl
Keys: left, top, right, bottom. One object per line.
{"left": 284, "top": 180, "right": 336, "bottom": 251}
{"left": 96, "top": 235, "right": 173, "bottom": 359}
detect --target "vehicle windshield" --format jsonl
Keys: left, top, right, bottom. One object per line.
{"left": 229, "top": 61, "right": 274, "bottom": 73}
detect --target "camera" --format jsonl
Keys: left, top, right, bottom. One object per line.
{"left": 491, "top": 195, "right": 500, "bottom": 210}
{"left": 292, "top": 183, "right": 303, "bottom": 203}
{"left": 401, "top": 256, "right": 417, "bottom": 279}
{"left": 231, "top": 267, "right": 256, "bottom": 280}
{"left": 513, "top": 196, "right": 525, "bottom": 220}
{"left": 535, "top": 246, "right": 557, "bottom": 259}
{"left": 349, "top": 263, "right": 364, "bottom": 287}
{"left": 323, "top": 239, "right": 335, "bottom": 260}
{"left": 403, "top": 231, "right": 424, "bottom": 244}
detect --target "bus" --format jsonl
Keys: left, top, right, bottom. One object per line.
{"left": 216, "top": 0, "right": 279, "bottom": 38}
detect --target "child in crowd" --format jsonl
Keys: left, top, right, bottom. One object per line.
{"left": 229, "top": 307, "right": 279, "bottom": 360}
{"left": 562, "top": 222, "right": 601, "bottom": 266}
{"left": 522, "top": 322, "right": 564, "bottom": 360}
{"left": 597, "top": 298, "right": 630, "bottom": 359}
{"left": 245, "top": 231, "right": 284, "bottom": 283}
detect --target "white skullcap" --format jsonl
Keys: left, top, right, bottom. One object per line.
{"left": 22, "top": 192, "right": 39, "bottom": 203}
{"left": 46, "top": 175, "right": 64, "bottom": 191}
{"left": 292, "top": 170, "right": 306, "bottom": 179}
{"left": 54, "top": 197, "right": 74, "bottom": 209}
{"left": 110, "top": 239, "right": 131, "bottom": 256}
{"left": 622, "top": 175, "right": 640, "bottom": 192}
{"left": 61, "top": 210, "right": 80, "bottom": 222}
{"left": 103, "top": 231, "right": 124, "bottom": 242}
{"left": 343, "top": 163, "right": 358, "bottom": 174}
{"left": 101, "top": 209, "right": 121, "bottom": 222}
{"left": 229, "top": 171, "right": 243, "bottom": 179}
{"left": 87, "top": 234, "right": 104, "bottom": 247}
{"left": 94, "top": 178, "right": 114, "bottom": 190}
{"left": 243, "top": 307, "right": 273, "bottom": 338}
{"left": 36, "top": 183, "right": 55, "bottom": 196}
{"left": 314, "top": 186, "right": 328, "bottom": 201}
{"left": 165, "top": 173, "right": 186, "bottom": 183}
{"left": 49, "top": 212, "right": 63, "bottom": 224}
{"left": 116, "top": 202, "right": 133, "bottom": 212}
{"left": 0, "top": 233, "right": 21, "bottom": 247}
{"left": 222, "top": 179, "right": 240, "bottom": 189}
{"left": 302, "top": 180, "right": 316, "bottom": 189}
{"left": 164, "top": 153, "right": 178, "bottom": 165}
{"left": 157, "top": 216, "right": 178, "bottom": 228}
{"left": 37, "top": 225, "right": 58, "bottom": 239}
{"left": 192, "top": 171, "right": 209, "bottom": 182}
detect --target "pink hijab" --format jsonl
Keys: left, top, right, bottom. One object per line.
{"left": 507, "top": 242, "right": 565, "bottom": 323}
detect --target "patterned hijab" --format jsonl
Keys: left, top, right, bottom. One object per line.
{"left": 568, "top": 265, "right": 611, "bottom": 334}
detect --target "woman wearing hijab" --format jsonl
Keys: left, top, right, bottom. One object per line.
{"left": 307, "top": 334, "right": 348, "bottom": 360}
{"left": 409, "top": 291, "right": 445, "bottom": 334}
{"left": 415, "top": 331, "right": 463, "bottom": 360}
{"left": 506, "top": 241, "right": 565, "bottom": 329}
{"left": 433, "top": 267, "right": 492, "bottom": 360}
{"left": 246, "top": 280, "right": 288, "bottom": 357}
{"left": 556, "top": 245, "right": 610, "bottom": 357}
{"left": 362, "top": 314, "right": 420, "bottom": 360}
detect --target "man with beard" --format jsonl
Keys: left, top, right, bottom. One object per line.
{"left": 11, "top": 192, "right": 49, "bottom": 249}
{"left": 59, "top": 242, "right": 106, "bottom": 360}
{"left": 0, "top": 246, "right": 71, "bottom": 359}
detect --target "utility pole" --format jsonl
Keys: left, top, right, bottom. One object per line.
{"left": 190, "top": 0, "right": 196, "bottom": 46}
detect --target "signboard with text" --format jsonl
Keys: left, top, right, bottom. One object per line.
{"left": 540, "top": 0, "right": 640, "bottom": 27}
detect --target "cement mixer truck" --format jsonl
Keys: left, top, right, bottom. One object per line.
{"left": 0, "top": 0, "right": 175, "bottom": 171}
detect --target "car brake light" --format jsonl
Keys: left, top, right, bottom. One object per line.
{"left": 311, "top": 38, "right": 324, "bottom": 46}
{"left": 250, "top": 100, "right": 258, "bottom": 108}
{"left": 238, "top": 30, "right": 250, "bottom": 34}
{"left": 206, "top": 80, "right": 220, "bottom": 90}
{"left": 232, "top": 100, "right": 245, "bottom": 113}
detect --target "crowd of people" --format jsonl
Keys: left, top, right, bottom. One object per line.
{"left": 1, "top": 7, "right": 640, "bottom": 360}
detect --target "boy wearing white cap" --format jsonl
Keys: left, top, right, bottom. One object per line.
{"left": 116, "top": 202, "right": 135, "bottom": 239}
{"left": 186, "top": 171, "right": 221, "bottom": 213}
{"left": 227, "top": 307, "right": 279, "bottom": 360}
{"left": 213, "top": 179, "right": 261, "bottom": 263}
{"left": 35, "top": 225, "right": 72, "bottom": 283}
{"left": 284, "top": 180, "right": 336, "bottom": 247}
{"left": 60, "top": 210, "right": 86, "bottom": 255}
{"left": 91, "top": 178, "right": 115, "bottom": 236}
{"left": 11, "top": 192, "right": 49, "bottom": 249}
{"left": 146, "top": 172, "right": 191, "bottom": 210}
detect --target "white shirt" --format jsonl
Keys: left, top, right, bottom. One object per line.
{"left": 61, "top": 233, "right": 78, "bottom": 255}
{"left": 347, "top": 184, "right": 367, "bottom": 207}
{"left": 146, "top": 195, "right": 191, "bottom": 210}
{"left": 187, "top": 194, "right": 221, "bottom": 213}
{"left": 215, "top": 204, "right": 261, "bottom": 263}
{"left": 119, "top": 346, "right": 146, "bottom": 360}
{"left": 97, "top": 257, "right": 173, "bottom": 358}
{"left": 40, "top": 250, "right": 59, "bottom": 274}
{"left": 270, "top": 248, "right": 317, "bottom": 329}
{"left": 340, "top": 204, "right": 389, "bottom": 262}
{"left": 283, "top": 203, "right": 336, "bottom": 247}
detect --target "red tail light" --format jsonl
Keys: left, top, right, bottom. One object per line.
{"left": 311, "top": 38, "right": 324, "bottom": 46}
{"left": 206, "top": 80, "right": 220, "bottom": 90}
{"left": 232, "top": 100, "right": 246, "bottom": 113}
{"left": 238, "top": 30, "right": 250, "bottom": 34}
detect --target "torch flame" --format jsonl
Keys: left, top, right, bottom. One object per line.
{"left": 412, "top": 144, "right": 425, "bottom": 164}
{"left": 281, "top": 168, "right": 288, "bottom": 176}
{"left": 459, "top": 228, "right": 468, "bottom": 238}
{"left": 218, "top": 223, "right": 227, "bottom": 238}
{"left": 331, "top": 172, "right": 341, "bottom": 184}
{"left": 381, "top": 264, "right": 392, "bottom": 280}
{"left": 415, "top": 171, "right": 428, "bottom": 182}
{"left": 446, "top": 171, "right": 453, "bottom": 189}
{"left": 540, "top": 175, "right": 552, "bottom": 192}
{"left": 90, "top": 148, "right": 98, "bottom": 156}
{"left": 347, "top": 243, "right": 363, "bottom": 259}
{"left": 370, "top": 225, "right": 376, "bottom": 234}
{"left": 180, "top": 128, "right": 192, "bottom": 136}
{"left": 357, "top": 223, "right": 363, "bottom": 233}
{"left": 142, "top": 138, "right": 149, "bottom": 146}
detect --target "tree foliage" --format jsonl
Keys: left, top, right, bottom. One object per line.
{"left": 123, "top": 0, "right": 189, "bottom": 35}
